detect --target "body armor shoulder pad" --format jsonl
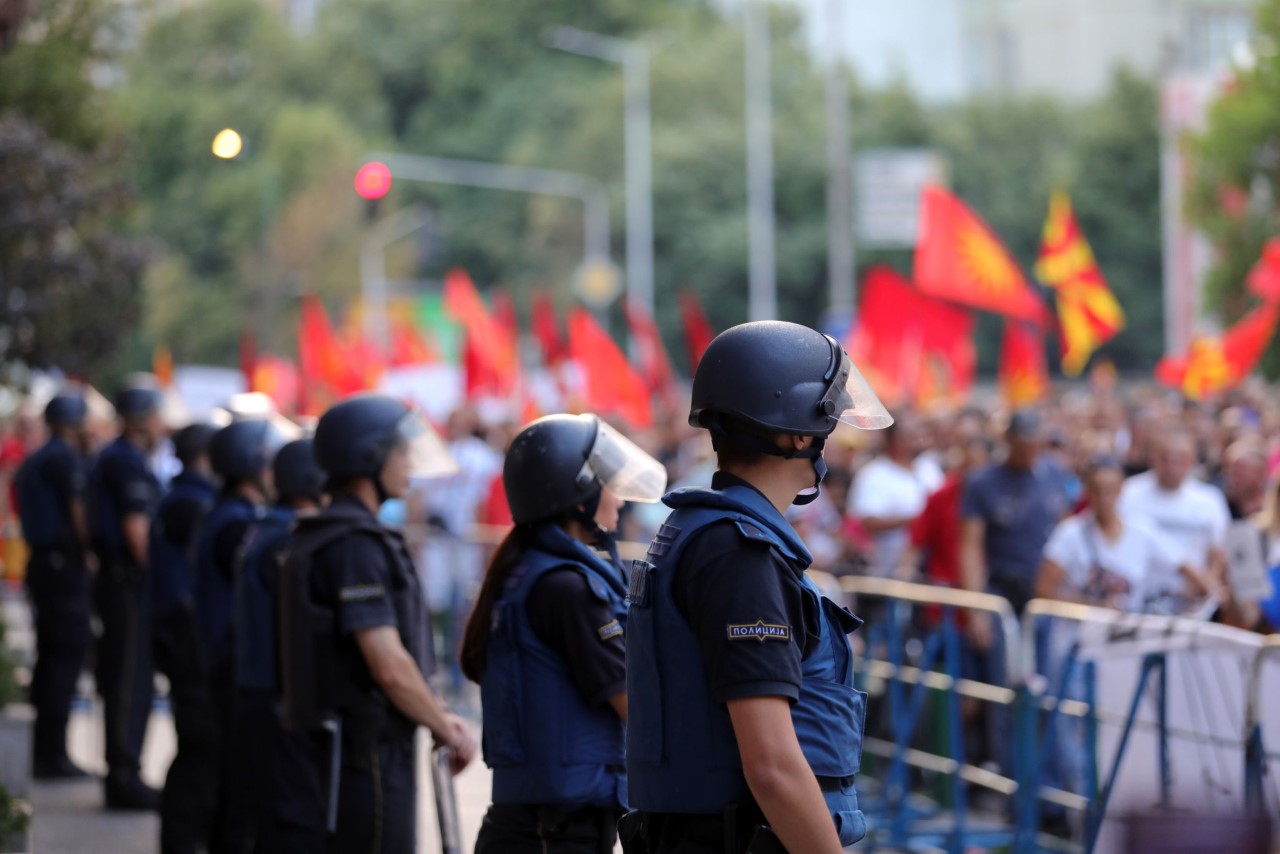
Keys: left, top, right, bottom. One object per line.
{"left": 731, "top": 519, "right": 776, "bottom": 549}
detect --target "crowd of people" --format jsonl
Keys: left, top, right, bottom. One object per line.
{"left": 4, "top": 349, "right": 1280, "bottom": 852}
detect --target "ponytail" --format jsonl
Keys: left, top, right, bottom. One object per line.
{"left": 459, "top": 525, "right": 531, "bottom": 683}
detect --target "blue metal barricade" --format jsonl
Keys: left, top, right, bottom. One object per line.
{"left": 837, "top": 575, "right": 1025, "bottom": 854}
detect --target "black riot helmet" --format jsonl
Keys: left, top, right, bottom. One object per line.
{"left": 313, "top": 394, "right": 454, "bottom": 494}
{"left": 209, "top": 419, "right": 286, "bottom": 484}
{"left": 44, "top": 394, "right": 88, "bottom": 428}
{"left": 503, "top": 413, "right": 667, "bottom": 527}
{"left": 115, "top": 385, "right": 163, "bottom": 419}
{"left": 690, "top": 320, "right": 892, "bottom": 505}
{"left": 172, "top": 423, "right": 217, "bottom": 469}
{"left": 273, "top": 439, "right": 325, "bottom": 503}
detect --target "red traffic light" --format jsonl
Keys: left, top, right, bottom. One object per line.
{"left": 354, "top": 161, "right": 392, "bottom": 201}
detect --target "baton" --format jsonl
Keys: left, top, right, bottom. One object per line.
{"left": 322, "top": 715, "right": 342, "bottom": 833}
{"left": 431, "top": 747, "right": 463, "bottom": 854}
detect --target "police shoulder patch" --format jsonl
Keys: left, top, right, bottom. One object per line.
{"left": 339, "top": 583, "right": 386, "bottom": 603}
{"left": 597, "top": 619, "right": 624, "bottom": 641}
{"left": 731, "top": 520, "right": 774, "bottom": 549}
{"left": 726, "top": 620, "right": 792, "bottom": 642}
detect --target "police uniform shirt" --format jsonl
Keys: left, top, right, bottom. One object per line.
{"left": 312, "top": 495, "right": 432, "bottom": 679}
{"left": 94, "top": 438, "right": 161, "bottom": 560}
{"left": 16, "top": 438, "right": 85, "bottom": 547}
{"left": 526, "top": 568, "right": 626, "bottom": 706}
{"left": 673, "top": 472, "right": 818, "bottom": 705}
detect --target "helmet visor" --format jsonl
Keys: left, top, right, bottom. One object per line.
{"left": 584, "top": 420, "right": 667, "bottom": 503}
{"left": 819, "top": 340, "right": 894, "bottom": 431}
{"left": 396, "top": 412, "right": 458, "bottom": 479}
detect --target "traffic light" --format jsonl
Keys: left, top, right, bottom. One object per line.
{"left": 354, "top": 161, "right": 392, "bottom": 201}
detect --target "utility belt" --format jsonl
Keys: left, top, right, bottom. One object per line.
{"left": 489, "top": 803, "right": 620, "bottom": 852}
{"left": 618, "top": 802, "right": 785, "bottom": 854}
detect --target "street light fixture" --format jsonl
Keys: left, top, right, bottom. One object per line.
{"left": 211, "top": 128, "right": 244, "bottom": 160}
{"left": 545, "top": 25, "right": 655, "bottom": 319}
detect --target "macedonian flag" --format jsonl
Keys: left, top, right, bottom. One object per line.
{"left": 914, "top": 186, "right": 1048, "bottom": 325}
{"left": 1155, "top": 302, "right": 1280, "bottom": 400}
{"left": 998, "top": 319, "right": 1050, "bottom": 407}
{"left": 1035, "top": 190, "right": 1125, "bottom": 376}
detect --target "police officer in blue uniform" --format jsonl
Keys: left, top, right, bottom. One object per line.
{"left": 225, "top": 438, "right": 327, "bottom": 853}
{"left": 460, "top": 414, "right": 667, "bottom": 854}
{"left": 89, "top": 383, "right": 168, "bottom": 810}
{"left": 15, "top": 393, "right": 93, "bottom": 780}
{"left": 193, "top": 418, "right": 283, "bottom": 850}
{"left": 150, "top": 422, "right": 220, "bottom": 854}
{"left": 622, "top": 321, "right": 893, "bottom": 853}
{"left": 278, "top": 394, "right": 477, "bottom": 854}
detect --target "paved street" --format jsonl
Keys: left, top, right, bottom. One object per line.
{"left": 31, "top": 703, "right": 496, "bottom": 854}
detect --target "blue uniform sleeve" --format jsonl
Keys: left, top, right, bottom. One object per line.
{"left": 333, "top": 532, "right": 399, "bottom": 635}
{"left": 675, "top": 522, "right": 809, "bottom": 705}
{"left": 527, "top": 568, "right": 626, "bottom": 707}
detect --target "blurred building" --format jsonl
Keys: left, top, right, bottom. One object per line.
{"left": 786, "top": 0, "right": 1256, "bottom": 103}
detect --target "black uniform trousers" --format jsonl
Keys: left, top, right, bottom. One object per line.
{"left": 153, "top": 606, "right": 219, "bottom": 854}
{"left": 25, "top": 546, "right": 91, "bottom": 765}
{"left": 93, "top": 560, "right": 154, "bottom": 786}
{"left": 328, "top": 730, "right": 417, "bottom": 854}
{"left": 475, "top": 803, "right": 620, "bottom": 854}
{"left": 223, "top": 691, "right": 325, "bottom": 854}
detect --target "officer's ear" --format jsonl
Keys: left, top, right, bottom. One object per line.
{"left": 786, "top": 434, "right": 814, "bottom": 453}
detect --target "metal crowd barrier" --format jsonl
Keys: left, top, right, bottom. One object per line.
{"left": 833, "top": 574, "right": 1280, "bottom": 854}
{"left": 836, "top": 575, "right": 1026, "bottom": 854}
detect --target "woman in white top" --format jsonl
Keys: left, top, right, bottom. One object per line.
{"left": 1032, "top": 455, "right": 1187, "bottom": 811}
{"left": 1037, "top": 457, "right": 1191, "bottom": 613}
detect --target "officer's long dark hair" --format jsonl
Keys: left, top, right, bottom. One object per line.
{"left": 459, "top": 523, "right": 534, "bottom": 683}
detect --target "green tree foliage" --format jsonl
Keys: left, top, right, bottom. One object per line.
{"left": 1187, "top": 0, "right": 1280, "bottom": 376}
{"left": 0, "top": 0, "right": 144, "bottom": 382}
{"left": 115, "top": 0, "right": 1165, "bottom": 377}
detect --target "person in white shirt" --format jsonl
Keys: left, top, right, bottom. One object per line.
{"left": 1037, "top": 456, "right": 1185, "bottom": 612}
{"left": 1117, "top": 431, "right": 1224, "bottom": 614}
{"left": 848, "top": 413, "right": 943, "bottom": 577}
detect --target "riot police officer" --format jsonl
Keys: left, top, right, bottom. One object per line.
{"left": 15, "top": 392, "right": 93, "bottom": 779}
{"left": 622, "top": 321, "right": 893, "bottom": 853}
{"left": 279, "top": 394, "right": 477, "bottom": 854}
{"left": 461, "top": 414, "right": 667, "bottom": 853}
{"left": 88, "top": 382, "right": 167, "bottom": 810}
{"left": 194, "top": 418, "right": 283, "bottom": 850}
{"left": 150, "top": 422, "right": 219, "bottom": 854}
{"left": 225, "top": 438, "right": 327, "bottom": 853}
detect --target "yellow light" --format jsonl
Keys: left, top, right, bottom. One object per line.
{"left": 211, "top": 128, "right": 243, "bottom": 160}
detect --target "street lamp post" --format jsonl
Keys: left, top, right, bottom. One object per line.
{"left": 360, "top": 206, "right": 434, "bottom": 354}
{"left": 545, "top": 26, "right": 655, "bottom": 318}
{"left": 744, "top": 0, "right": 777, "bottom": 321}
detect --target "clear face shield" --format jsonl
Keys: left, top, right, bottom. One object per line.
{"left": 817, "top": 336, "right": 895, "bottom": 431}
{"left": 395, "top": 411, "right": 458, "bottom": 480}
{"left": 581, "top": 419, "right": 668, "bottom": 504}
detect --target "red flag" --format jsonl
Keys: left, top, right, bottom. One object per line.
{"left": 567, "top": 308, "right": 652, "bottom": 429}
{"left": 531, "top": 290, "right": 567, "bottom": 366}
{"left": 623, "top": 299, "right": 677, "bottom": 403}
{"left": 998, "top": 320, "right": 1050, "bottom": 407}
{"left": 678, "top": 290, "right": 715, "bottom": 371}
{"left": 249, "top": 354, "right": 301, "bottom": 414}
{"left": 490, "top": 287, "right": 519, "bottom": 344}
{"left": 239, "top": 331, "right": 257, "bottom": 391}
{"left": 1247, "top": 238, "right": 1280, "bottom": 303}
{"left": 388, "top": 316, "right": 437, "bottom": 367}
{"left": 1157, "top": 303, "right": 1280, "bottom": 399}
{"left": 915, "top": 186, "right": 1048, "bottom": 324}
{"left": 846, "top": 266, "right": 976, "bottom": 408}
{"left": 443, "top": 269, "right": 519, "bottom": 399}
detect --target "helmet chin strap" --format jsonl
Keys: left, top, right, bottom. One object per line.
{"left": 708, "top": 424, "right": 829, "bottom": 506}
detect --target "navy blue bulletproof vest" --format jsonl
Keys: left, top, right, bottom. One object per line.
{"left": 481, "top": 523, "right": 628, "bottom": 809}
{"left": 15, "top": 438, "right": 79, "bottom": 549}
{"left": 150, "top": 471, "right": 217, "bottom": 616}
{"left": 626, "top": 484, "right": 867, "bottom": 845}
{"left": 234, "top": 506, "right": 294, "bottom": 693}
{"left": 195, "top": 496, "right": 263, "bottom": 671}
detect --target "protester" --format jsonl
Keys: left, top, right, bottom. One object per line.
{"left": 847, "top": 413, "right": 942, "bottom": 577}
{"left": 1118, "top": 431, "right": 1226, "bottom": 615}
